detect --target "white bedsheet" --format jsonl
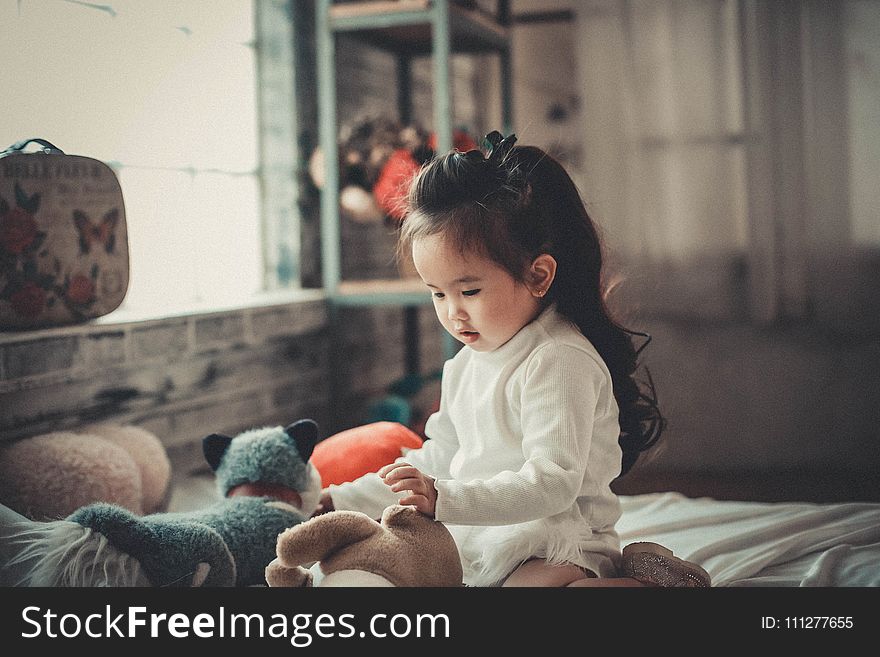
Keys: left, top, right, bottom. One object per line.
{"left": 618, "top": 492, "right": 880, "bottom": 586}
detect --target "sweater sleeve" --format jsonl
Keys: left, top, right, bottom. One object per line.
{"left": 327, "top": 359, "right": 461, "bottom": 519}
{"left": 433, "top": 344, "right": 607, "bottom": 525}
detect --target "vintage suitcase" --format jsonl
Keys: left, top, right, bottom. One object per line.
{"left": 0, "top": 139, "right": 129, "bottom": 329}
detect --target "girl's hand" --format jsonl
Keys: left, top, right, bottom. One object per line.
{"left": 378, "top": 462, "right": 437, "bottom": 517}
{"left": 312, "top": 489, "right": 334, "bottom": 517}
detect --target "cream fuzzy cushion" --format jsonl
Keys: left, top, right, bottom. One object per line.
{"left": 0, "top": 431, "right": 144, "bottom": 520}
{"left": 80, "top": 424, "right": 171, "bottom": 514}
{"left": 0, "top": 424, "right": 171, "bottom": 521}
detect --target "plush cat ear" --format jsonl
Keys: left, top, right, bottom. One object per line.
{"left": 284, "top": 419, "right": 318, "bottom": 462}
{"left": 202, "top": 433, "right": 233, "bottom": 471}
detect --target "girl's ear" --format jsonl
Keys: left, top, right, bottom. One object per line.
{"left": 528, "top": 253, "right": 557, "bottom": 298}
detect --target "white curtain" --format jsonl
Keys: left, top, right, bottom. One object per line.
{"left": 573, "top": 0, "right": 878, "bottom": 331}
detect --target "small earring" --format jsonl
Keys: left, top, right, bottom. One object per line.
{"left": 535, "top": 289, "right": 546, "bottom": 297}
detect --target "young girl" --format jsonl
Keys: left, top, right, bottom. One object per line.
{"left": 318, "top": 132, "right": 710, "bottom": 588}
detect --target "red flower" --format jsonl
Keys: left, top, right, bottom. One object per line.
{"left": 1, "top": 207, "right": 39, "bottom": 255}
{"left": 427, "top": 129, "right": 479, "bottom": 154}
{"left": 373, "top": 149, "right": 420, "bottom": 222}
{"left": 66, "top": 274, "right": 96, "bottom": 305}
{"left": 10, "top": 281, "right": 46, "bottom": 318}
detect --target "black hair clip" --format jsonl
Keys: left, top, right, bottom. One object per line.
{"left": 625, "top": 328, "right": 653, "bottom": 357}
{"left": 484, "top": 130, "right": 517, "bottom": 162}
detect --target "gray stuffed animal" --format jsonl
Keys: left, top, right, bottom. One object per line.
{"left": 2, "top": 419, "right": 322, "bottom": 587}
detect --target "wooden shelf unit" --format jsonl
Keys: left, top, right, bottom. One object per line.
{"left": 328, "top": 0, "right": 509, "bottom": 54}
{"left": 316, "top": 0, "right": 513, "bottom": 374}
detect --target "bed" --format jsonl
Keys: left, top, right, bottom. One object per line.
{"left": 617, "top": 491, "right": 880, "bottom": 587}
{"left": 164, "top": 472, "right": 880, "bottom": 588}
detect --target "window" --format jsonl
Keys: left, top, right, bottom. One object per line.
{"left": 0, "top": 0, "right": 280, "bottom": 316}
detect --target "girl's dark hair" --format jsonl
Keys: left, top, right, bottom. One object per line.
{"left": 399, "top": 134, "right": 665, "bottom": 476}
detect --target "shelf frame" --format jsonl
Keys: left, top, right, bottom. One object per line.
{"left": 316, "top": 0, "right": 513, "bottom": 375}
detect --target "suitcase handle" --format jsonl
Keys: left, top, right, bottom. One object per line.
{"left": 2, "top": 138, "right": 65, "bottom": 155}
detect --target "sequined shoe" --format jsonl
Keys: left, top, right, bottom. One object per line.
{"left": 620, "top": 542, "right": 711, "bottom": 587}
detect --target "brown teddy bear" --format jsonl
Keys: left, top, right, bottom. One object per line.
{"left": 266, "top": 505, "right": 463, "bottom": 587}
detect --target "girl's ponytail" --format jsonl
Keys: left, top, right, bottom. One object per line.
{"left": 516, "top": 146, "right": 665, "bottom": 476}
{"left": 403, "top": 138, "right": 665, "bottom": 476}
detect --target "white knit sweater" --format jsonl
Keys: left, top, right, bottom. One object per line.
{"left": 328, "top": 304, "right": 623, "bottom": 586}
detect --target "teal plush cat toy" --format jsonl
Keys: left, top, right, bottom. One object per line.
{"left": 5, "top": 419, "right": 322, "bottom": 587}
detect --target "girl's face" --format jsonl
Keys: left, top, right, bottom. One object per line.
{"left": 412, "top": 234, "right": 542, "bottom": 352}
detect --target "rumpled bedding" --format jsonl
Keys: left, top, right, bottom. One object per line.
{"left": 618, "top": 492, "right": 880, "bottom": 586}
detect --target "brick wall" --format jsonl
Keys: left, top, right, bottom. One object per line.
{"left": 0, "top": 296, "right": 331, "bottom": 475}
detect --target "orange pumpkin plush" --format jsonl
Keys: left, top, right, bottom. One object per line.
{"left": 310, "top": 422, "right": 423, "bottom": 488}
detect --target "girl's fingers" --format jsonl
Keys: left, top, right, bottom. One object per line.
{"left": 389, "top": 478, "right": 426, "bottom": 494}
{"left": 399, "top": 493, "right": 424, "bottom": 507}
{"left": 378, "top": 461, "right": 410, "bottom": 478}
{"left": 382, "top": 465, "right": 421, "bottom": 483}
{"left": 399, "top": 494, "right": 433, "bottom": 516}
{"left": 378, "top": 463, "right": 436, "bottom": 516}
